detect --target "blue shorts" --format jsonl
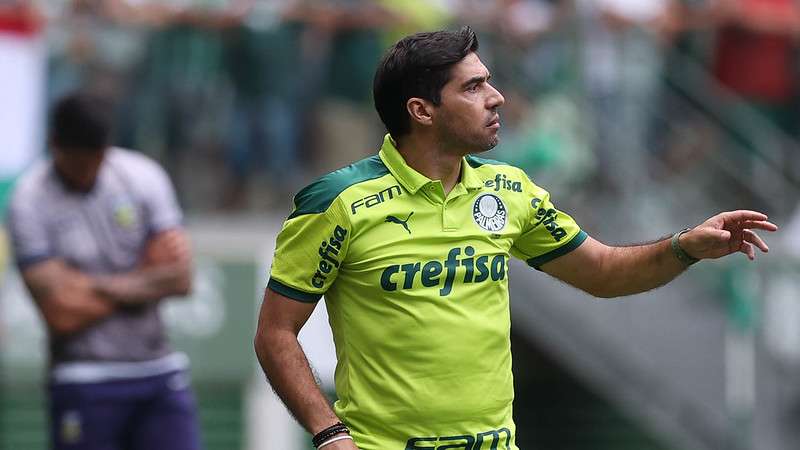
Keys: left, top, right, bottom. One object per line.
{"left": 48, "top": 370, "right": 202, "bottom": 450}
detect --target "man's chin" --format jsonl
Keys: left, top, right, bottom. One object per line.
{"left": 474, "top": 136, "right": 500, "bottom": 153}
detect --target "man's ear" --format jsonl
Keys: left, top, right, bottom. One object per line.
{"left": 406, "top": 97, "right": 434, "bottom": 127}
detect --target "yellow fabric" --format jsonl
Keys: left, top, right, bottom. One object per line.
{"left": 269, "top": 135, "right": 586, "bottom": 449}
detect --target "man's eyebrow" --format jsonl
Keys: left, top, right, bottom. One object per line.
{"left": 461, "top": 73, "right": 491, "bottom": 89}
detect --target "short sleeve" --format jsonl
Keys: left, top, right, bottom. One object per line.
{"left": 510, "top": 177, "right": 587, "bottom": 269}
{"left": 6, "top": 188, "right": 53, "bottom": 270}
{"left": 139, "top": 161, "right": 183, "bottom": 234}
{"left": 268, "top": 199, "right": 351, "bottom": 303}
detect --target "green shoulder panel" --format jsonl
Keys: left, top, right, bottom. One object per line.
{"left": 465, "top": 155, "right": 511, "bottom": 169}
{"left": 288, "top": 155, "right": 389, "bottom": 219}
{"left": 466, "top": 155, "right": 532, "bottom": 183}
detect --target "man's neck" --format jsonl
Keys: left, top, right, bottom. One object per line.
{"left": 396, "top": 134, "right": 463, "bottom": 195}
{"left": 52, "top": 164, "right": 95, "bottom": 194}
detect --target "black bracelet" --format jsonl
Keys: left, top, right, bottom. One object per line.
{"left": 313, "top": 422, "right": 350, "bottom": 448}
{"left": 313, "top": 423, "right": 349, "bottom": 448}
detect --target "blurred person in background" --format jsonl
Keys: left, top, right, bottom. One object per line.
{"left": 671, "top": 0, "right": 800, "bottom": 145}
{"left": 576, "top": 0, "right": 674, "bottom": 196}
{"left": 255, "top": 27, "right": 777, "bottom": 450}
{"left": 121, "top": 0, "right": 243, "bottom": 208}
{"left": 220, "top": 0, "right": 390, "bottom": 209}
{"left": 660, "top": 0, "right": 800, "bottom": 205}
{"left": 457, "top": 0, "right": 572, "bottom": 91}
{"left": 45, "top": 0, "right": 150, "bottom": 101}
{"left": 292, "top": 0, "right": 400, "bottom": 174}
{"left": 706, "top": 0, "right": 800, "bottom": 186}
{"left": 376, "top": 0, "right": 453, "bottom": 44}
{"left": 708, "top": 0, "right": 800, "bottom": 136}
{"left": 220, "top": 0, "right": 307, "bottom": 209}
{"left": 5, "top": 92, "right": 201, "bottom": 450}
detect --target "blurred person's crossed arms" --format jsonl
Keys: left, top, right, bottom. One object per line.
{"left": 5, "top": 92, "right": 201, "bottom": 450}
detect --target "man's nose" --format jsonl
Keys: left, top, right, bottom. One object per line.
{"left": 487, "top": 84, "right": 505, "bottom": 109}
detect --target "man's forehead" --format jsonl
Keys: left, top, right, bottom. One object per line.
{"left": 450, "top": 52, "right": 490, "bottom": 81}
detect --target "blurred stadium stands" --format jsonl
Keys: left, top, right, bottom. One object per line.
{"left": 3, "top": 1, "right": 800, "bottom": 449}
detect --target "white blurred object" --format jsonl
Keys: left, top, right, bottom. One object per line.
{"left": 596, "top": 0, "right": 668, "bottom": 23}
{"left": 725, "top": 329, "right": 755, "bottom": 418}
{"left": 783, "top": 207, "right": 800, "bottom": 256}
{"left": 162, "top": 258, "right": 227, "bottom": 338}
{"left": 505, "top": 0, "right": 554, "bottom": 36}
{"left": 0, "top": 31, "right": 45, "bottom": 178}
{"left": 763, "top": 275, "right": 800, "bottom": 366}
{"left": 298, "top": 301, "right": 337, "bottom": 389}
{"left": 246, "top": 377, "right": 303, "bottom": 450}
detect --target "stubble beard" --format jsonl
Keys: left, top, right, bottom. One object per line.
{"left": 484, "top": 133, "right": 499, "bottom": 151}
{"left": 439, "top": 121, "right": 500, "bottom": 155}
{"left": 471, "top": 131, "right": 499, "bottom": 153}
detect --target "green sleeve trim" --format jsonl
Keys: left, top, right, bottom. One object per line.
{"left": 465, "top": 154, "right": 510, "bottom": 168}
{"left": 267, "top": 278, "right": 322, "bottom": 303}
{"left": 526, "top": 230, "right": 588, "bottom": 269}
{"left": 288, "top": 155, "right": 389, "bottom": 219}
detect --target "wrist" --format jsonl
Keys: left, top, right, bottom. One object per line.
{"left": 671, "top": 228, "right": 699, "bottom": 266}
{"left": 91, "top": 276, "right": 113, "bottom": 298}
{"left": 312, "top": 421, "right": 351, "bottom": 448}
{"left": 91, "top": 276, "right": 133, "bottom": 304}
{"left": 317, "top": 434, "right": 353, "bottom": 449}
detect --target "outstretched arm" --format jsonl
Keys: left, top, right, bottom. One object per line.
{"left": 254, "top": 289, "right": 359, "bottom": 450}
{"left": 541, "top": 210, "right": 777, "bottom": 298}
{"left": 92, "top": 228, "right": 192, "bottom": 305}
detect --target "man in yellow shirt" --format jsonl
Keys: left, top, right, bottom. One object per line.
{"left": 254, "top": 27, "right": 777, "bottom": 450}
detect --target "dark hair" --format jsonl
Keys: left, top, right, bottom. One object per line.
{"left": 373, "top": 26, "right": 479, "bottom": 139}
{"left": 50, "top": 92, "right": 114, "bottom": 152}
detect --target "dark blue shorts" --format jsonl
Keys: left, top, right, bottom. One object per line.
{"left": 48, "top": 370, "right": 202, "bottom": 450}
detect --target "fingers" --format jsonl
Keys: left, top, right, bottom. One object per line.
{"left": 739, "top": 241, "right": 755, "bottom": 260}
{"left": 738, "top": 220, "right": 779, "bottom": 232}
{"left": 721, "top": 210, "right": 768, "bottom": 222}
{"left": 743, "top": 229, "right": 769, "bottom": 253}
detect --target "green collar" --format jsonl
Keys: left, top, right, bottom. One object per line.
{"left": 378, "top": 134, "right": 484, "bottom": 195}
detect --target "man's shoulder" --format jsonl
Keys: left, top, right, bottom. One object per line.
{"left": 104, "top": 148, "right": 176, "bottom": 200}
{"left": 289, "top": 155, "right": 391, "bottom": 219}
{"left": 9, "top": 159, "right": 51, "bottom": 204}
{"left": 106, "top": 147, "right": 165, "bottom": 175}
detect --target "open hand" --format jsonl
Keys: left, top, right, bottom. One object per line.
{"left": 680, "top": 210, "right": 778, "bottom": 261}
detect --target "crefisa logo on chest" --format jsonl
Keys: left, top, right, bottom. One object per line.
{"left": 473, "top": 193, "right": 507, "bottom": 232}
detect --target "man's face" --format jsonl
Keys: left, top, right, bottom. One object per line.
{"left": 52, "top": 147, "right": 106, "bottom": 192}
{"left": 432, "top": 52, "right": 505, "bottom": 154}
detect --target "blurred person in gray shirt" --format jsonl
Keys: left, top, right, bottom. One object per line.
{"left": 6, "top": 91, "right": 201, "bottom": 450}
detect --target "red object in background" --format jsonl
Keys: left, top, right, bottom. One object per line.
{"left": 0, "top": 5, "right": 44, "bottom": 36}
{"left": 713, "top": 0, "right": 798, "bottom": 101}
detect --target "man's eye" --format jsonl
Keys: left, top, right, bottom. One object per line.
{"left": 467, "top": 84, "right": 479, "bottom": 92}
